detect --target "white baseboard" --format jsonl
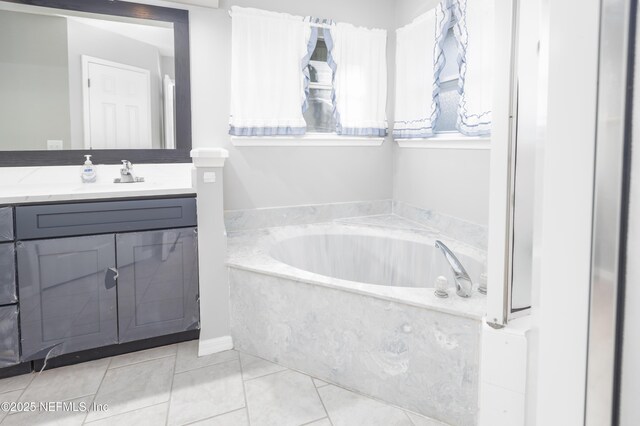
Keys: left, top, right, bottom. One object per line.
{"left": 198, "top": 335, "right": 233, "bottom": 356}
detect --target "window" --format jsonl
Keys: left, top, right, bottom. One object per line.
{"left": 303, "top": 29, "right": 337, "bottom": 133}
{"left": 229, "top": 8, "right": 387, "bottom": 145}
{"left": 394, "top": 0, "right": 493, "bottom": 145}
{"left": 435, "top": 20, "right": 461, "bottom": 134}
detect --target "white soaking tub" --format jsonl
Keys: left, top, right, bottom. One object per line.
{"left": 227, "top": 217, "right": 487, "bottom": 426}
{"left": 271, "top": 233, "right": 484, "bottom": 289}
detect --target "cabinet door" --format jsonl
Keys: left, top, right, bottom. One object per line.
{"left": 17, "top": 235, "right": 117, "bottom": 361}
{"left": 0, "top": 305, "right": 19, "bottom": 368}
{"left": 117, "top": 228, "right": 199, "bottom": 343}
{"left": 0, "top": 207, "right": 13, "bottom": 242}
{"left": 0, "top": 243, "right": 17, "bottom": 305}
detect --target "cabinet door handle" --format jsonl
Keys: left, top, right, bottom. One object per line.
{"left": 105, "top": 267, "right": 118, "bottom": 289}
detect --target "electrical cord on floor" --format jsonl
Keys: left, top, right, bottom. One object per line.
{"left": 38, "top": 343, "right": 64, "bottom": 374}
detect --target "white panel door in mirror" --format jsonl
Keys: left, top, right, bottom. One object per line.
{"left": 84, "top": 56, "right": 152, "bottom": 150}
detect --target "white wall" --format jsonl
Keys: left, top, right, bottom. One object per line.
{"left": 392, "top": 0, "right": 491, "bottom": 226}
{"left": 394, "top": 148, "right": 491, "bottom": 224}
{"left": 393, "top": 0, "right": 439, "bottom": 28}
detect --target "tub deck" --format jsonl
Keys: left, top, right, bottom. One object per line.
{"left": 227, "top": 214, "right": 487, "bottom": 320}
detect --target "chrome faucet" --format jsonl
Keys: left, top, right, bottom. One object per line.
{"left": 114, "top": 160, "right": 145, "bottom": 183}
{"left": 435, "top": 240, "right": 473, "bottom": 298}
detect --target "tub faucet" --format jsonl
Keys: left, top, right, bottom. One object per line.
{"left": 435, "top": 240, "right": 473, "bottom": 298}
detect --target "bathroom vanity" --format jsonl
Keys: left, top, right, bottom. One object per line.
{"left": 0, "top": 0, "right": 207, "bottom": 379}
{"left": 0, "top": 182, "right": 200, "bottom": 377}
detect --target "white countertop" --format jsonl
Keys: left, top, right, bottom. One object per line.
{"left": 0, "top": 163, "right": 195, "bottom": 205}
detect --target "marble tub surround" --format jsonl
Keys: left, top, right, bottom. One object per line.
{"left": 224, "top": 199, "right": 487, "bottom": 251}
{"left": 392, "top": 201, "right": 488, "bottom": 250}
{"left": 224, "top": 199, "right": 392, "bottom": 232}
{"left": 227, "top": 219, "right": 486, "bottom": 319}
{"left": 230, "top": 268, "right": 480, "bottom": 426}
{"left": 334, "top": 213, "right": 438, "bottom": 231}
{"left": 228, "top": 215, "right": 485, "bottom": 424}
{"left": 0, "top": 163, "right": 194, "bottom": 204}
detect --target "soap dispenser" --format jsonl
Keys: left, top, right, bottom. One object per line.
{"left": 80, "top": 155, "right": 97, "bottom": 183}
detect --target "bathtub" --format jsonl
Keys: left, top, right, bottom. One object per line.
{"left": 271, "top": 232, "right": 484, "bottom": 290}
{"left": 228, "top": 217, "right": 486, "bottom": 426}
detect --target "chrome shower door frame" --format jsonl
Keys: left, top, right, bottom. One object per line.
{"left": 585, "top": 0, "right": 636, "bottom": 423}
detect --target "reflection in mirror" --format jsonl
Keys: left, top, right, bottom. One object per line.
{"left": 0, "top": 3, "right": 176, "bottom": 151}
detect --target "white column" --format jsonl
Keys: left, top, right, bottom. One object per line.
{"left": 191, "top": 148, "right": 230, "bottom": 355}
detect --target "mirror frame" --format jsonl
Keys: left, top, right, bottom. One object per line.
{"left": 0, "top": 0, "right": 192, "bottom": 166}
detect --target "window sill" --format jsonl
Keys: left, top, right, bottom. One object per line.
{"left": 395, "top": 135, "right": 490, "bottom": 150}
{"left": 230, "top": 135, "right": 385, "bottom": 147}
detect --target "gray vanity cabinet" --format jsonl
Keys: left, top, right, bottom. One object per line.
{"left": 0, "top": 207, "right": 19, "bottom": 369}
{"left": 9, "top": 197, "right": 198, "bottom": 365}
{"left": 0, "top": 306, "right": 19, "bottom": 368}
{"left": 116, "top": 228, "right": 199, "bottom": 343}
{"left": 16, "top": 235, "right": 118, "bottom": 361}
{"left": 0, "top": 243, "right": 17, "bottom": 305}
{"left": 0, "top": 208, "right": 13, "bottom": 242}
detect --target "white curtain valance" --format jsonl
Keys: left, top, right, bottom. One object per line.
{"left": 327, "top": 23, "right": 388, "bottom": 137}
{"left": 393, "top": 1, "right": 450, "bottom": 139}
{"left": 454, "top": 0, "right": 495, "bottom": 136}
{"left": 229, "top": 7, "right": 316, "bottom": 136}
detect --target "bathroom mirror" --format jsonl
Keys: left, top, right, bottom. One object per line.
{"left": 0, "top": 0, "right": 191, "bottom": 165}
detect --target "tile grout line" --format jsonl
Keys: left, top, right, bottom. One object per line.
{"left": 81, "top": 357, "right": 112, "bottom": 425}
{"left": 5, "top": 374, "right": 34, "bottom": 400}
{"left": 1, "top": 373, "right": 35, "bottom": 419}
{"left": 299, "top": 417, "right": 331, "bottom": 426}
{"left": 6, "top": 391, "right": 99, "bottom": 421}
{"left": 403, "top": 409, "right": 450, "bottom": 426}
{"left": 240, "top": 363, "right": 288, "bottom": 382}
{"left": 168, "top": 348, "right": 245, "bottom": 425}
{"left": 180, "top": 408, "right": 247, "bottom": 426}
{"left": 237, "top": 352, "right": 252, "bottom": 426}
{"left": 313, "top": 378, "right": 331, "bottom": 389}
{"left": 7, "top": 391, "right": 100, "bottom": 419}
{"left": 80, "top": 356, "right": 177, "bottom": 425}
{"left": 404, "top": 410, "right": 418, "bottom": 426}
{"left": 0, "top": 371, "right": 35, "bottom": 394}
{"left": 310, "top": 375, "right": 332, "bottom": 426}
{"left": 173, "top": 351, "right": 240, "bottom": 376}
{"left": 107, "top": 351, "right": 177, "bottom": 371}
{"left": 84, "top": 402, "right": 168, "bottom": 426}
{"left": 309, "top": 373, "right": 432, "bottom": 422}
{"left": 0, "top": 389, "right": 23, "bottom": 396}
{"left": 242, "top": 366, "right": 292, "bottom": 383}
{"left": 164, "top": 348, "right": 180, "bottom": 426}
{"left": 235, "top": 351, "right": 330, "bottom": 424}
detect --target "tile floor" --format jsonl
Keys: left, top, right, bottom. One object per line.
{"left": 0, "top": 341, "right": 447, "bottom": 426}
